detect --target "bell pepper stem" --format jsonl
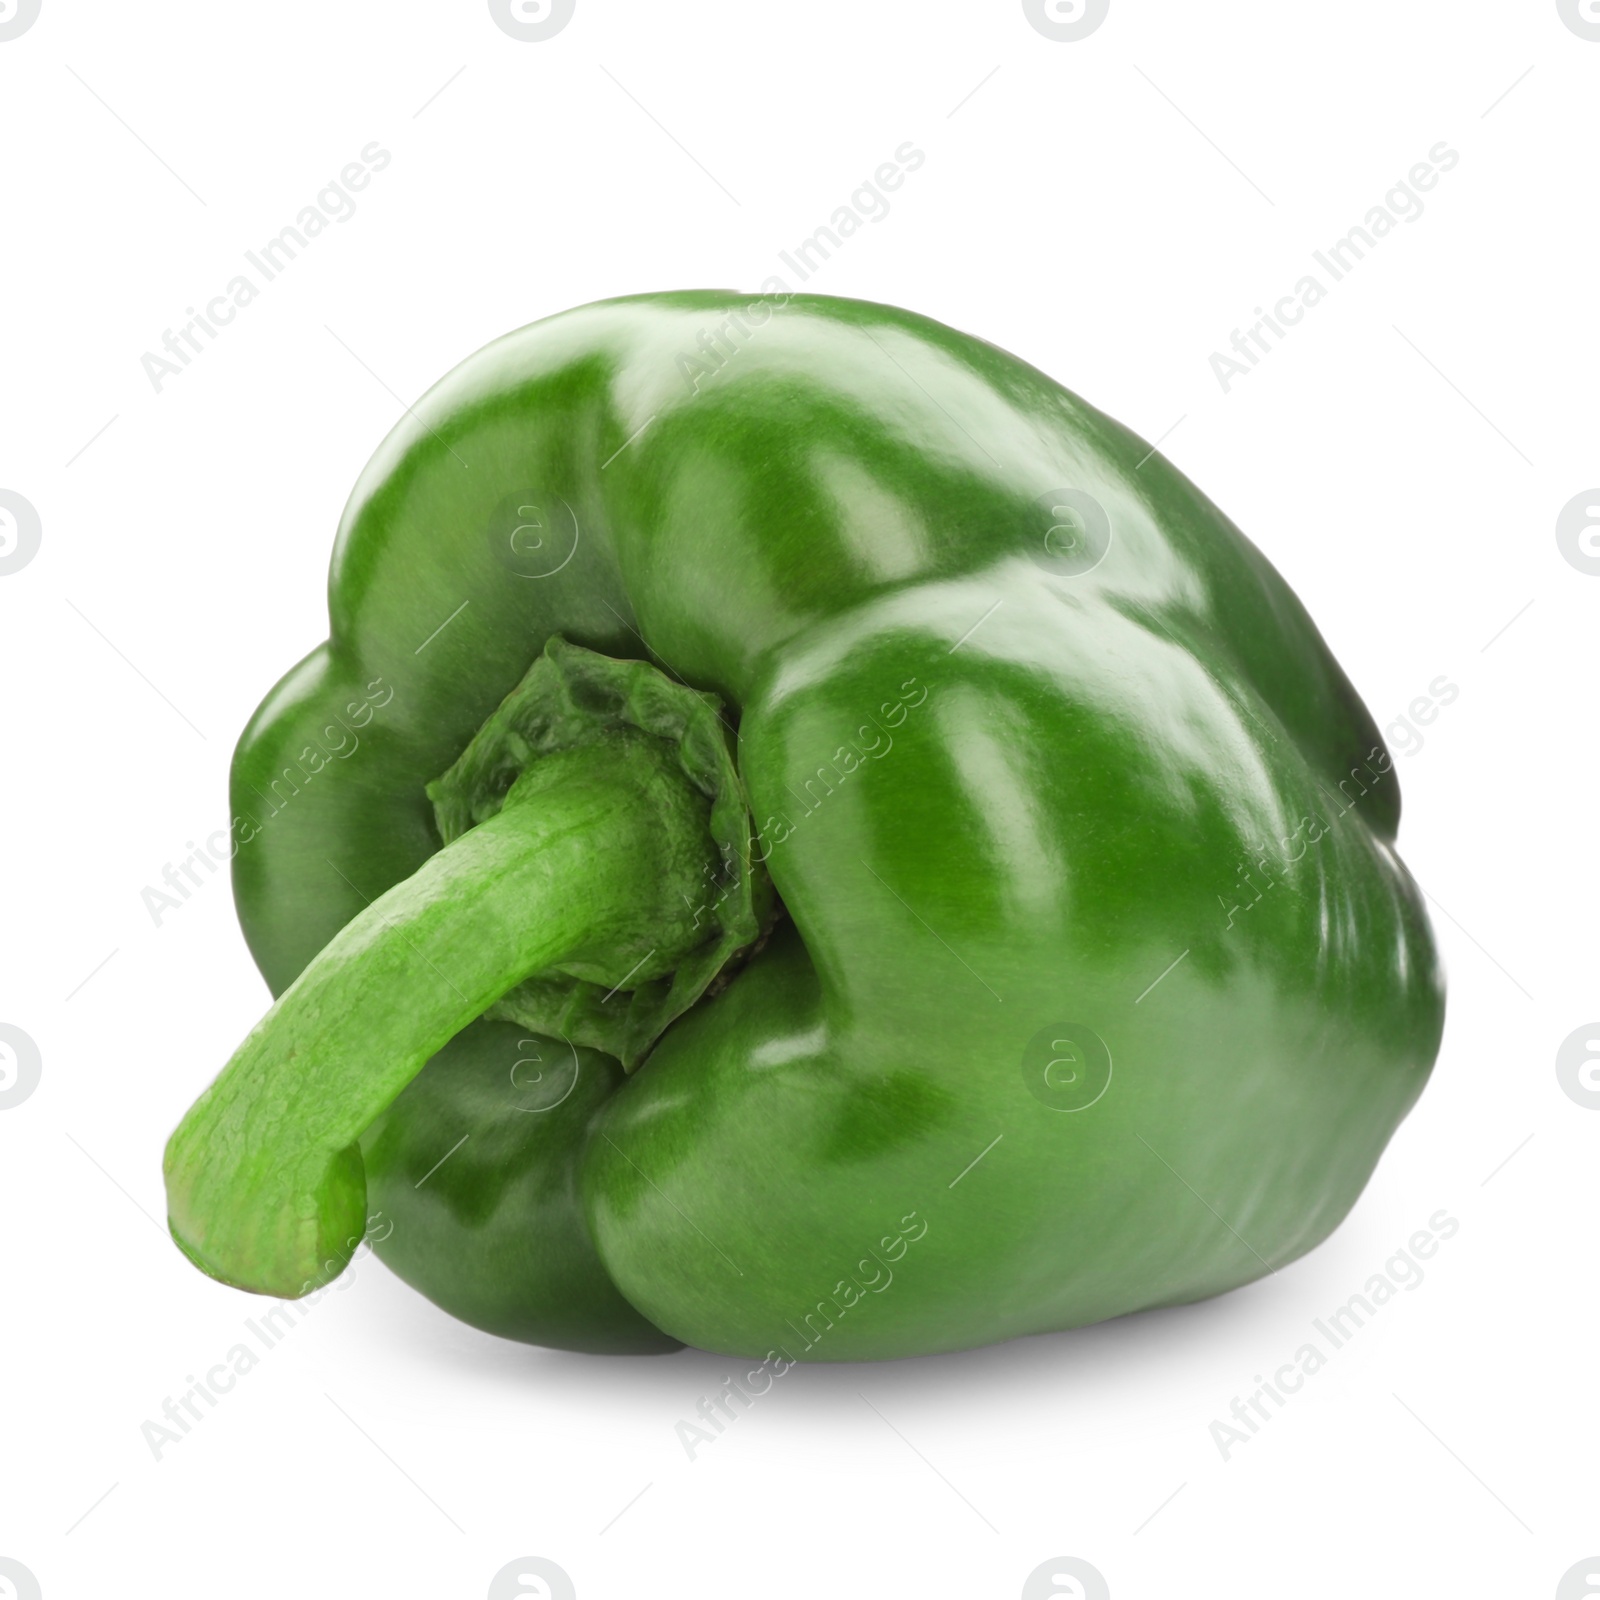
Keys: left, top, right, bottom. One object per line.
{"left": 164, "top": 736, "right": 717, "bottom": 1300}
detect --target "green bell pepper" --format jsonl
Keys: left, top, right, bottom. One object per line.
{"left": 164, "top": 290, "right": 1444, "bottom": 1361}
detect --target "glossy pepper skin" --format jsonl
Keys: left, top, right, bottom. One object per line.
{"left": 220, "top": 290, "right": 1443, "bottom": 1361}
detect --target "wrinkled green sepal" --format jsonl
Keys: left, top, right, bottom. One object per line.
{"left": 427, "top": 636, "right": 774, "bottom": 1068}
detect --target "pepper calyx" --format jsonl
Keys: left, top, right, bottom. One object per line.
{"left": 428, "top": 635, "right": 775, "bottom": 1068}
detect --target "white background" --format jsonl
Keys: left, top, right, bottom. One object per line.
{"left": 1, "top": 2, "right": 1594, "bottom": 1597}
